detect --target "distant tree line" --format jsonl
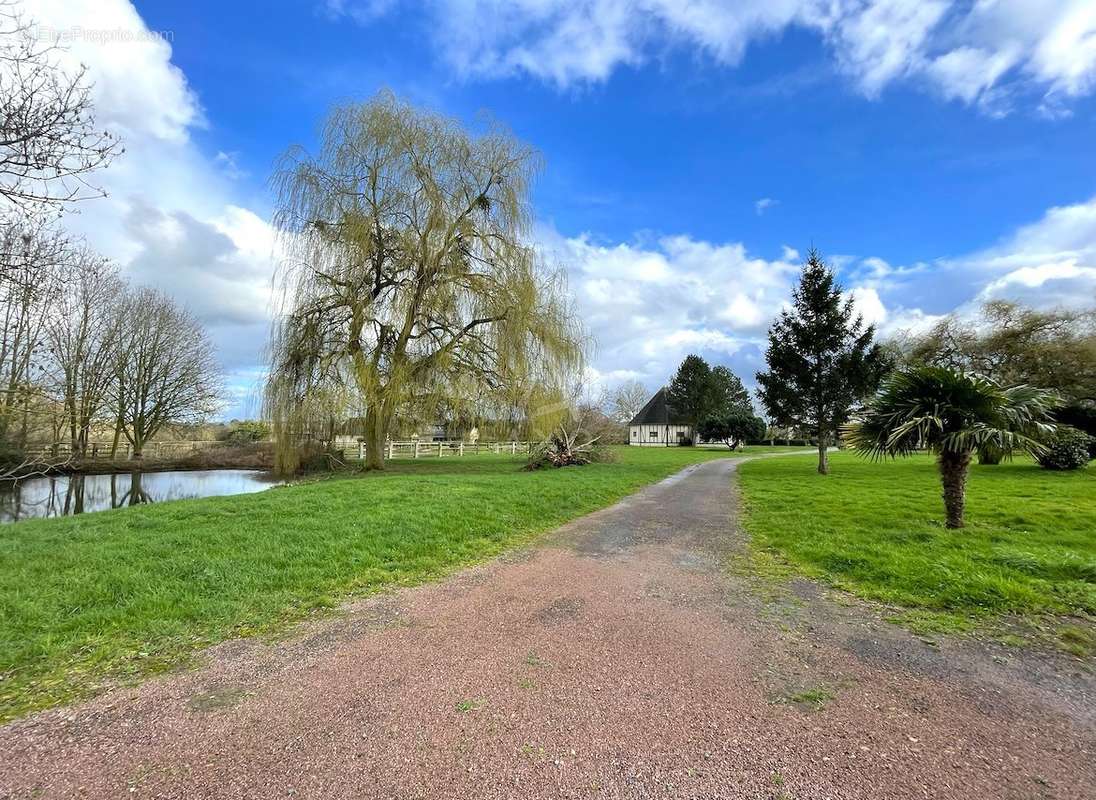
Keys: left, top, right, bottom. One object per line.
{"left": 895, "top": 300, "right": 1096, "bottom": 444}
{"left": 0, "top": 1, "right": 222, "bottom": 467}
{"left": 0, "top": 239, "right": 222, "bottom": 462}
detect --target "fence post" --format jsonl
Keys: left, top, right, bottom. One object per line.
{"left": 438, "top": 441, "right": 443, "bottom": 458}
{"left": 414, "top": 441, "right": 420, "bottom": 459}
{"left": 511, "top": 441, "right": 516, "bottom": 455}
{"left": 358, "top": 441, "right": 365, "bottom": 461}
{"left": 388, "top": 441, "right": 394, "bottom": 460}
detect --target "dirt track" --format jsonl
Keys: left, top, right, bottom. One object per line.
{"left": 2, "top": 457, "right": 1093, "bottom": 799}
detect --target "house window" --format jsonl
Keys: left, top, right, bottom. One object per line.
{"left": 676, "top": 430, "right": 684, "bottom": 439}
{"left": 649, "top": 430, "right": 658, "bottom": 439}
{"left": 631, "top": 429, "right": 637, "bottom": 438}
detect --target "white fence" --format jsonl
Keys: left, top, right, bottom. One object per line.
{"left": 338, "top": 440, "right": 534, "bottom": 461}
{"left": 26, "top": 438, "right": 534, "bottom": 463}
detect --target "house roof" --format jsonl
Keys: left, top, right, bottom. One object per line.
{"left": 628, "top": 387, "right": 691, "bottom": 426}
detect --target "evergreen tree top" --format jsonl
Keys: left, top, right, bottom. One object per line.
{"left": 756, "top": 249, "right": 888, "bottom": 439}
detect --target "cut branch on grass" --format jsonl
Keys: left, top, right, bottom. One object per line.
{"left": 525, "top": 423, "right": 602, "bottom": 469}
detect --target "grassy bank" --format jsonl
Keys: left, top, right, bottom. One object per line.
{"left": 738, "top": 452, "right": 1096, "bottom": 636}
{"left": 0, "top": 445, "right": 749, "bottom": 721}
{"left": 63, "top": 442, "right": 274, "bottom": 475}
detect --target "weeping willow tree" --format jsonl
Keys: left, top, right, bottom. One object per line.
{"left": 265, "top": 92, "right": 584, "bottom": 473}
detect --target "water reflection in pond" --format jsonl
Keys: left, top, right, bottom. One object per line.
{"left": 0, "top": 470, "right": 282, "bottom": 523}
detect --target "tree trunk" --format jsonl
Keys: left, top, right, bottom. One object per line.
{"left": 817, "top": 431, "right": 829, "bottom": 475}
{"left": 363, "top": 406, "right": 388, "bottom": 471}
{"left": 110, "top": 414, "right": 123, "bottom": 460}
{"left": 938, "top": 449, "right": 972, "bottom": 529}
{"left": 68, "top": 405, "right": 79, "bottom": 457}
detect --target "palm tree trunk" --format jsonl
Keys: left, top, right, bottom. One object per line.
{"left": 938, "top": 449, "right": 972, "bottom": 529}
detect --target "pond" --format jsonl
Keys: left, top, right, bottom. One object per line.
{"left": 0, "top": 469, "right": 283, "bottom": 523}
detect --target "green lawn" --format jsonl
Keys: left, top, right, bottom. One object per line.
{"left": 738, "top": 452, "right": 1096, "bottom": 632}
{"left": 0, "top": 445, "right": 752, "bottom": 721}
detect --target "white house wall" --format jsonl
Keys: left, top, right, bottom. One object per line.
{"left": 628, "top": 424, "right": 694, "bottom": 446}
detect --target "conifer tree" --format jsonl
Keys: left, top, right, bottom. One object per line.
{"left": 709, "top": 364, "right": 751, "bottom": 417}
{"left": 667, "top": 354, "right": 713, "bottom": 431}
{"left": 756, "top": 249, "right": 888, "bottom": 474}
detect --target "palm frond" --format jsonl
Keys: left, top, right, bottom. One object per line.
{"left": 845, "top": 365, "right": 1059, "bottom": 459}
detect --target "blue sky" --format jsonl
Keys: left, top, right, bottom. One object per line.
{"left": 25, "top": 0, "right": 1096, "bottom": 416}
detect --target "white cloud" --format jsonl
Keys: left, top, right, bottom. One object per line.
{"left": 1025, "top": 0, "right": 1096, "bottom": 97}
{"left": 848, "top": 286, "right": 887, "bottom": 326}
{"left": 323, "top": 0, "right": 399, "bottom": 23}
{"left": 214, "top": 151, "right": 246, "bottom": 181}
{"left": 17, "top": 0, "right": 1096, "bottom": 420}
{"left": 543, "top": 194, "right": 1096, "bottom": 398}
{"left": 958, "top": 198, "right": 1096, "bottom": 311}
{"left": 824, "top": 0, "right": 949, "bottom": 96}
{"left": 925, "top": 46, "right": 1019, "bottom": 105}
{"left": 537, "top": 225, "right": 800, "bottom": 394}
{"left": 121, "top": 200, "right": 273, "bottom": 327}
{"left": 332, "top": 0, "right": 1096, "bottom": 114}
{"left": 847, "top": 196, "right": 1096, "bottom": 332}
{"left": 28, "top": 0, "right": 201, "bottom": 143}
{"left": 754, "top": 197, "right": 777, "bottom": 215}
{"left": 21, "top": 0, "right": 276, "bottom": 415}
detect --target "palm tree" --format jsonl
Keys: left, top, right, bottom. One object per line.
{"left": 845, "top": 366, "right": 1058, "bottom": 529}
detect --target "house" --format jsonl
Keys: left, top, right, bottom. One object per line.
{"left": 628, "top": 387, "right": 694, "bottom": 446}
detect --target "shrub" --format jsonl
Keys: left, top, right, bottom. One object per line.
{"left": 677, "top": 436, "right": 694, "bottom": 447}
{"left": 295, "top": 442, "right": 348, "bottom": 474}
{"left": 220, "top": 420, "right": 271, "bottom": 445}
{"left": 174, "top": 442, "right": 274, "bottom": 471}
{"left": 1035, "top": 426, "right": 1093, "bottom": 471}
{"left": 0, "top": 443, "right": 27, "bottom": 469}
{"left": 977, "top": 445, "right": 1004, "bottom": 465}
{"left": 698, "top": 408, "right": 766, "bottom": 449}
{"left": 1057, "top": 404, "right": 1096, "bottom": 458}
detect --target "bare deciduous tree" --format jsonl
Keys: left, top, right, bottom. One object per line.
{"left": 109, "top": 288, "right": 222, "bottom": 459}
{"left": 266, "top": 92, "right": 584, "bottom": 472}
{"left": 0, "top": 217, "right": 65, "bottom": 450}
{"left": 0, "top": 0, "right": 120, "bottom": 212}
{"left": 606, "top": 379, "right": 648, "bottom": 423}
{"left": 45, "top": 246, "right": 124, "bottom": 456}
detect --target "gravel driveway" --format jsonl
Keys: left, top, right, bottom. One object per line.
{"left": 2, "top": 457, "right": 1093, "bottom": 799}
